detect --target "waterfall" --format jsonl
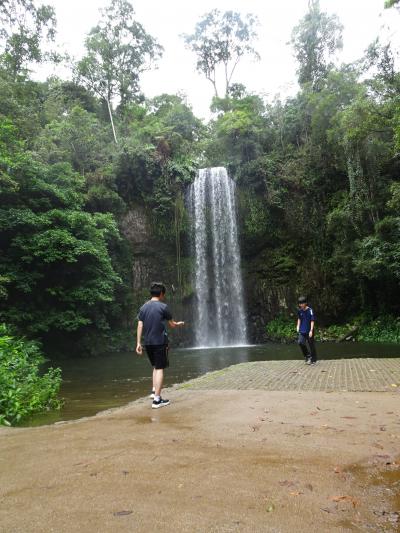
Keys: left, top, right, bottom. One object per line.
{"left": 188, "top": 167, "right": 248, "bottom": 347}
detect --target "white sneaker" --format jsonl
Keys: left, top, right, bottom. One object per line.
{"left": 152, "top": 398, "right": 170, "bottom": 409}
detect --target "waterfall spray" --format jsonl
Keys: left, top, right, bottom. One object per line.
{"left": 188, "top": 167, "right": 247, "bottom": 347}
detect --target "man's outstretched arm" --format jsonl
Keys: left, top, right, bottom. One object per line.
{"left": 168, "top": 320, "right": 185, "bottom": 328}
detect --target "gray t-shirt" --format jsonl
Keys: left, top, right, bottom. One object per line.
{"left": 138, "top": 300, "right": 173, "bottom": 346}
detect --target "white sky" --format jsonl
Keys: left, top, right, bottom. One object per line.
{"left": 34, "top": 0, "right": 400, "bottom": 119}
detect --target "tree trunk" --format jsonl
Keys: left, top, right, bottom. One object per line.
{"left": 106, "top": 98, "right": 118, "bottom": 144}
{"left": 336, "top": 327, "right": 359, "bottom": 343}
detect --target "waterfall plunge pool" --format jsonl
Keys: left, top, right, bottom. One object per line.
{"left": 26, "top": 342, "right": 400, "bottom": 427}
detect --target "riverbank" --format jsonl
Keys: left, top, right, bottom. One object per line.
{"left": 1, "top": 359, "right": 399, "bottom": 532}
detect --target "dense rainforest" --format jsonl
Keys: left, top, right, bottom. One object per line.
{"left": 0, "top": 0, "right": 399, "bottom": 423}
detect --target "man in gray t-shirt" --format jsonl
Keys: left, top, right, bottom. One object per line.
{"left": 136, "top": 282, "right": 184, "bottom": 409}
{"left": 138, "top": 299, "right": 172, "bottom": 346}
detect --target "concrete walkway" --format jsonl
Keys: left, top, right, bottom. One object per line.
{"left": 179, "top": 358, "right": 400, "bottom": 392}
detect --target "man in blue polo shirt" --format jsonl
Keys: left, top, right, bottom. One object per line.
{"left": 296, "top": 296, "right": 317, "bottom": 365}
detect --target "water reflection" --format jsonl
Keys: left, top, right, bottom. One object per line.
{"left": 27, "top": 342, "right": 400, "bottom": 427}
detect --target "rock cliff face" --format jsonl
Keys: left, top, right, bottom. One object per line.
{"left": 120, "top": 206, "right": 152, "bottom": 252}
{"left": 120, "top": 204, "right": 194, "bottom": 346}
{"left": 120, "top": 202, "right": 298, "bottom": 346}
{"left": 242, "top": 270, "right": 297, "bottom": 343}
{"left": 120, "top": 205, "right": 155, "bottom": 291}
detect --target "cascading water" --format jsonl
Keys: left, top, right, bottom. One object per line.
{"left": 187, "top": 167, "right": 247, "bottom": 347}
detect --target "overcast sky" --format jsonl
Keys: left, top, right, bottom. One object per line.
{"left": 34, "top": 0, "right": 400, "bottom": 119}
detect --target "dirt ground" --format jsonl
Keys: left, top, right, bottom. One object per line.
{"left": 0, "top": 389, "right": 399, "bottom": 532}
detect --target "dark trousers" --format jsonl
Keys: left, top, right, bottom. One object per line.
{"left": 298, "top": 333, "right": 317, "bottom": 362}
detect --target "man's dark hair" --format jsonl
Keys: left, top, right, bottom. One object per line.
{"left": 298, "top": 295, "right": 307, "bottom": 304}
{"left": 150, "top": 282, "right": 166, "bottom": 297}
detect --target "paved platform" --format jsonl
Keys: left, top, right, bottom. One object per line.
{"left": 179, "top": 358, "right": 400, "bottom": 392}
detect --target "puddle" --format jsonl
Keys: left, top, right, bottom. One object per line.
{"left": 347, "top": 457, "right": 400, "bottom": 530}
{"left": 131, "top": 414, "right": 193, "bottom": 431}
{"left": 372, "top": 468, "right": 400, "bottom": 511}
{"left": 133, "top": 416, "right": 158, "bottom": 424}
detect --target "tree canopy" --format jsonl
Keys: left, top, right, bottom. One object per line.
{"left": 184, "top": 10, "right": 259, "bottom": 97}
{"left": 0, "top": 0, "right": 56, "bottom": 77}
{"left": 76, "top": 0, "right": 163, "bottom": 142}
{"left": 291, "top": 0, "right": 343, "bottom": 91}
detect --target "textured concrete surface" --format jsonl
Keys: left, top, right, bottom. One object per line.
{"left": 179, "top": 358, "right": 400, "bottom": 392}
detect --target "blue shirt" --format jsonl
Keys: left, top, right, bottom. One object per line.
{"left": 297, "top": 307, "right": 315, "bottom": 334}
{"left": 138, "top": 300, "right": 173, "bottom": 345}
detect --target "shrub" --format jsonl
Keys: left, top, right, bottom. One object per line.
{"left": 357, "top": 315, "right": 400, "bottom": 343}
{"left": 265, "top": 315, "right": 294, "bottom": 342}
{"left": 0, "top": 325, "right": 62, "bottom": 426}
{"left": 318, "top": 323, "right": 353, "bottom": 341}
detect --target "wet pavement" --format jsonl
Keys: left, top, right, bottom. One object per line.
{"left": 179, "top": 357, "right": 400, "bottom": 392}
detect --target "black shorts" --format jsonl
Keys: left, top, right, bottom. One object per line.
{"left": 145, "top": 344, "right": 169, "bottom": 369}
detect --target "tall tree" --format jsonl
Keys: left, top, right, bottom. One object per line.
{"left": 76, "top": 0, "right": 162, "bottom": 144}
{"left": 291, "top": 0, "right": 343, "bottom": 91}
{"left": 184, "top": 10, "right": 259, "bottom": 98}
{"left": 0, "top": 0, "right": 56, "bottom": 77}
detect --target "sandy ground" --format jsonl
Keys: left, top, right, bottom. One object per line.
{"left": 0, "top": 389, "right": 399, "bottom": 533}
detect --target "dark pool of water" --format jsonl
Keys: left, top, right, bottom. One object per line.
{"left": 27, "top": 341, "right": 400, "bottom": 426}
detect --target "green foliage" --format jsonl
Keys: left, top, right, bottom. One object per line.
{"left": 357, "top": 316, "right": 400, "bottom": 343}
{"left": 291, "top": 0, "right": 343, "bottom": 90}
{"left": 353, "top": 217, "right": 400, "bottom": 282}
{"left": 318, "top": 324, "right": 352, "bottom": 341}
{"left": 43, "top": 79, "right": 99, "bottom": 120}
{"left": 34, "top": 105, "right": 111, "bottom": 173}
{"left": 75, "top": 0, "right": 163, "bottom": 143}
{"left": 76, "top": 0, "right": 162, "bottom": 107}
{"left": 0, "top": 324, "right": 62, "bottom": 426}
{"left": 115, "top": 94, "right": 201, "bottom": 210}
{"left": 0, "top": 71, "right": 48, "bottom": 141}
{"left": 207, "top": 90, "right": 268, "bottom": 170}
{"left": 0, "top": 120, "right": 121, "bottom": 340}
{"left": 218, "top": 29, "right": 400, "bottom": 319}
{"left": 265, "top": 315, "right": 295, "bottom": 342}
{"left": 0, "top": 9, "right": 204, "bottom": 353}
{"left": 239, "top": 190, "right": 269, "bottom": 243}
{"left": 265, "top": 315, "right": 400, "bottom": 344}
{"left": 385, "top": 0, "right": 399, "bottom": 8}
{"left": 0, "top": 0, "right": 57, "bottom": 77}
